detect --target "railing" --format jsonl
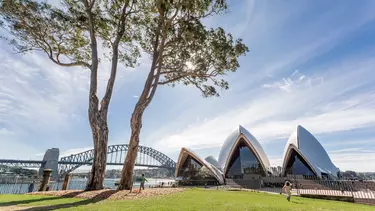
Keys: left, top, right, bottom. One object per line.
{"left": 0, "top": 175, "right": 41, "bottom": 194}
{"left": 174, "top": 176, "right": 375, "bottom": 205}
{"left": 2, "top": 174, "right": 375, "bottom": 205}
{"left": 0, "top": 173, "right": 177, "bottom": 194}
{"left": 223, "top": 176, "right": 375, "bottom": 205}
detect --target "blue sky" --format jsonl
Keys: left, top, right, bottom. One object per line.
{"left": 1, "top": 0, "right": 375, "bottom": 172}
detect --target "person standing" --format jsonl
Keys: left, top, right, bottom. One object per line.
{"left": 139, "top": 174, "right": 148, "bottom": 193}
{"left": 283, "top": 181, "right": 292, "bottom": 201}
{"left": 28, "top": 181, "right": 35, "bottom": 193}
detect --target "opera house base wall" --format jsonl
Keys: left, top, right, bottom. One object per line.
{"left": 300, "top": 194, "right": 355, "bottom": 203}
{"left": 226, "top": 178, "right": 261, "bottom": 189}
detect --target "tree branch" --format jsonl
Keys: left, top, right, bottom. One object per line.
{"left": 145, "top": 10, "right": 171, "bottom": 106}
{"left": 100, "top": 0, "right": 130, "bottom": 113}
{"left": 83, "top": 0, "right": 100, "bottom": 129}
{"left": 186, "top": 77, "right": 205, "bottom": 93}
{"left": 89, "top": 0, "right": 96, "bottom": 10}
{"left": 158, "top": 75, "right": 186, "bottom": 85}
{"left": 158, "top": 69, "right": 218, "bottom": 85}
{"left": 49, "top": 56, "right": 91, "bottom": 68}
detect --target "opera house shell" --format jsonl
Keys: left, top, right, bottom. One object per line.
{"left": 175, "top": 125, "right": 340, "bottom": 185}
{"left": 175, "top": 148, "right": 225, "bottom": 185}
{"left": 282, "top": 125, "right": 340, "bottom": 179}
{"left": 217, "top": 125, "right": 272, "bottom": 178}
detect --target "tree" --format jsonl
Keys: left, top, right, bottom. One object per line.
{"left": 0, "top": 0, "right": 141, "bottom": 190}
{"left": 117, "top": 0, "right": 249, "bottom": 190}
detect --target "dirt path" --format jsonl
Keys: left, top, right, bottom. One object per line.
{"left": 28, "top": 188, "right": 184, "bottom": 200}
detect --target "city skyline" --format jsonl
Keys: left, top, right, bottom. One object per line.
{"left": 1, "top": 0, "right": 375, "bottom": 172}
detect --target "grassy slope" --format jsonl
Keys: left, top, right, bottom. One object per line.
{"left": 0, "top": 189, "right": 373, "bottom": 211}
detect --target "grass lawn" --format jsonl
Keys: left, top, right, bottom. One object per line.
{"left": 0, "top": 189, "right": 373, "bottom": 211}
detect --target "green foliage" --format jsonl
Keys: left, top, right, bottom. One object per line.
{"left": 141, "top": 0, "right": 249, "bottom": 97}
{"left": 0, "top": 0, "right": 141, "bottom": 68}
{"left": 0, "top": 0, "right": 91, "bottom": 66}
{"left": 0, "top": 165, "right": 38, "bottom": 176}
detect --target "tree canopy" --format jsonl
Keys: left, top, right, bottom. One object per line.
{"left": 0, "top": 0, "right": 140, "bottom": 68}
{"left": 139, "top": 0, "right": 248, "bottom": 99}
{"left": 118, "top": 0, "right": 248, "bottom": 190}
{"left": 0, "top": 0, "right": 143, "bottom": 190}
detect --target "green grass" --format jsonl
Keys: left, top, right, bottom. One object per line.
{"left": 0, "top": 189, "right": 373, "bottom": 211}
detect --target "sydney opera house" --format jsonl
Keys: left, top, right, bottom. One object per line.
{"left": 175, "top": 125, "right": 340, "bottom": 186}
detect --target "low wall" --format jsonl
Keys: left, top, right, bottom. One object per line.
{"left": 300, "top": 194, "right": 354, "bottom": 203}
{"left": 354, "top": 198, "right": 375, "bottom": 206}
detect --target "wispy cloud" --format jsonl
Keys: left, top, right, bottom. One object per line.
{"left": 1, "top": 1, "right": 375, "bottom": 173}
{"left": 0, "top": 50, "right": 88, "bottom": 133}
{"left": 329, "top": 149, "right": 375, "bottom": 172}
{"left": 262, "top": 70, "right": 323, "bottom": 92}
{"left": 0, "top": 128, "right": 14, "bottom": 135}
{"left": 154, "top": 56, "right": 375, "bottom": 149}
{"left": 323, "top": 139, "right": 375, "bottom": 148}
{"left": 148, "top": 2, "right": 375, "bottom": 167}
{"left": 60, "top": 147, "right": 93, "bottom": 157}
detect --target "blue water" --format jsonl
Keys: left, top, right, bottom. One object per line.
{"left": 0, "top": 178, "right": 174, "bottom": 194}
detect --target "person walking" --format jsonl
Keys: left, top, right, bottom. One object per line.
{"left": 139, "top": 174, "right": 148, "bottom": 193}
{"left": 283, "top": 181, "right": 292, "bottom": 202}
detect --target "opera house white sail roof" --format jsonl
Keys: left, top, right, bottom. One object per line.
{"left": 175, "top": 124, "right": 340, "bottom": 184}
{"left": 282, "top": 125, "right": 340, "bottom": 178}
{"left": 175, "top": 148, "right": 224, "bottom": 184}
{"left": 205, "top": 155, "right": 222, "bottom": 170}
{"left": 217, "top": 125, "right": 272, "bottom": 176}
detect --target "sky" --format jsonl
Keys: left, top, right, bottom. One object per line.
{"left": 1, "top": 0, "right": 375, "bottom": 172}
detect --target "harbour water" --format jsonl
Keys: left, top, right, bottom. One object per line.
{"left": 0, "top": 178, "right": 175, "bottom": 194}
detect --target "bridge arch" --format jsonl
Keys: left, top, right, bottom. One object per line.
{"left": 59, "top": 144, "right": 176, "bottom": 174}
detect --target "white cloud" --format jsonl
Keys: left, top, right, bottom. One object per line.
{"left": 0, "top": 36, "right": 140, "bottom": 133}
{"left": 152, "top": 56, "right": 375, "bottom": 158}
{"left": 0, "top": 51, "right": 88, "bottom": 133}
{"left": 60, "top": 147, "right": 93, "bottom": 157}
{"left": 0, "top": 137, "right": 40, "bottom": 159}
{"left": 0, "top": 128, "right": 14, "bottom": 135}
{"left": 1, "top": 0, "right": 375, "bottom": 173}
{"left": 262, "top": 70, "right": 323, "bottom": 92}
{"left": 261, "top": 149, "right": 375, "bottom": 172}
{"left": 329, "top": 149, "right": 375, "bottom": 172}
{"left": 323, "top": 139, "right": 375, "bottom": 148}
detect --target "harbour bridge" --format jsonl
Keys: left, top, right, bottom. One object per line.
{"left": 0, "top": 144, "right": 176, "bottom": 178}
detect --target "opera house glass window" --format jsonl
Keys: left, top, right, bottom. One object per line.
{"left": 285, "top": 150, "right": 315, "bottom": 176}
{"left": 226, "top": 139, "right": 264, "bottom": 178}
{"left": 178, "top": 156, "right": 217, "bottom": 185}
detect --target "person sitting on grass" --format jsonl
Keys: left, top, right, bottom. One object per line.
{"left": 139, "top": 174, "right": 148, "bottom": 193}
{"left": 282, "top": 181, "right": 292, "bottom": 202}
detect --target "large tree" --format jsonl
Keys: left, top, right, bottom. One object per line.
{"left": 0, "top": 0, "right": 141, "bottom": 190}
{"left": 118, "top": 0, "right": 249, "bottom": 190}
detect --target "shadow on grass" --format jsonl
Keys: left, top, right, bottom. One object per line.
{"left": 291, "top": 201, "right": 304, "bottom": 204}
{"left": 0, "top": 190, "right": 117, "bottom": 210}
{"left": 0, "top": 197, "right": 62, "bottom": 207}
{"left": 19, "top": 198, "right": 99, "bottom": 211}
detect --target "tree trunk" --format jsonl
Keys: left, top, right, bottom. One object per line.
{"left": 85, "top": 117, "right": 109, "bottom": 190}
{"left": 117, "top": 13, "right": 167, "bottom": 190}
{"left": 117, "top": 105, "right": 144, "bottom": 190}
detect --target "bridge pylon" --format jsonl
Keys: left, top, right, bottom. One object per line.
{"left": 39, "top": 148, "right": 59, "bottom": 179}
